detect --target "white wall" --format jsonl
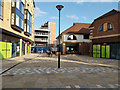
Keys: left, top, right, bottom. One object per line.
{"left": 63, "top": 34, "right": 90, "bottom": 43}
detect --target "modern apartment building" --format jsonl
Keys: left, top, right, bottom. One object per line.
{"left": 33, "top": 21, "right": 56, "bottom": 48}
{"left": 0, "top": 0, "right": 35, "bottom": 59}
{"left": 89, "top": 9, "right": 120, "bottom": 60}
{"left": 57, "top": 23, "right": 90, "bottom": 55}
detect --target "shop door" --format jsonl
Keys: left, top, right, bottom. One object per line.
{"left": 1, "top": 42, "right": 7, "bottom": 59}
{"left": 12, "top": 43, "right": 17, "bottom": 57}
{"left": 27, "top": 46, "right": 29, "bottom": 54}
{"left": 101, "top": 46, "right": 105, "bottom": 58}
{"left": 106, "top": 45, "right": 110, "bottom": 59}
{"left": 93, "top": 45, "right": 100, "bottom": 58}
{"left": 6, "top": 43, "right": 12, "bottom": 58}
{"left": 0, "top": 41, "right": 6, "bottom": 59}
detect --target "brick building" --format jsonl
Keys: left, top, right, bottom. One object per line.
{"left": 57, "top": 23, "right": 90, "bottom": 55}
{"left": 0, "top": 0, "right": 35, "bottom": 59}
{"left": 89, "top": 9, "right": 120, "bottom": 60}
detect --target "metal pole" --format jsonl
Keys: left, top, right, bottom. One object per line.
{"left": 58, "top": 10, "right": 60, "bottom": 68}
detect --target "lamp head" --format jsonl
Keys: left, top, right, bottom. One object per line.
{"left": 56, "top": 5, "right": 64, "bottom": 11}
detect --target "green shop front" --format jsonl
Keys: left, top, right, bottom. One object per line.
{"left": 92, "top": 43, "right": 120, "bottom": 60}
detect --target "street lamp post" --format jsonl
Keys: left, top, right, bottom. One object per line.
{"left": 56, "top": 5, "right": 64, "bottom": 68}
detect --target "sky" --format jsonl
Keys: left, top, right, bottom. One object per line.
{"left": 34, "top": 2, "right": 119, "bottom": 38}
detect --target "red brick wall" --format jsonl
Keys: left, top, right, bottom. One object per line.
{"left": 91, "top": 13, "right": 119, "bottom": 37}
{"left": 79, "top": 42, "right": 90, "bottom": 55}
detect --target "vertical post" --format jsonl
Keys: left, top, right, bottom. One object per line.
{"left": 58, "top": 10, "right": 60, "bottom": 68}
{"left": 20, "top": 39, "right": 22, "bottom": 56}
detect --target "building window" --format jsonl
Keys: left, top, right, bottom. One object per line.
{"left": 67, "top": 34, "right": 77, "bottom": 40}
{"left": 24, "top": 9, "right": 32, "bottom": 35}
{"left": 11, "top": 0, "right": 24, "bottom": 31}
{"left": 99, "top": 24, "right": 103, "bottom": 32}
{"left": 99, "top": 23, "right": 113, "bottom": 32}
{"left": 108, "top": 23, "right": 113, "bottom": 30}
{"left": 84, "top": 34, "right": 89, "bottom": 39}
{"left": 0, "top": 0, "right": 3, "bottom": 20}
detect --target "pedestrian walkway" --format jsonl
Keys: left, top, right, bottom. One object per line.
{"left": 2, "top": 66, "right": 119, "bottom": 75}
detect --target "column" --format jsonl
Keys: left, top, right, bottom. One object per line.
{"left": 62, "top": 43, "right": 66, "bottom": 55}
{"left": 29, "top": 43, "right": 31, "bottom": 54}
{"left": 25, "top": 43, "right": 27, "bottom": 55}
{"left": 19, "top": 39, "right": 22, "bottom": 56}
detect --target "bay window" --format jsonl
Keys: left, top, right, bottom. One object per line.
{"left": 24, "top": 9, "right": 32, "bottom": 36}
{"left": 11, "top": 0, "right": 24, "bottom": 31}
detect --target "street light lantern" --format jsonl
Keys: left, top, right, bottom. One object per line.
{"left": 56, "top": 5, "right": 64, "bottom": 68}
{"left": 56, "top": 5, "right": 64, "bottom": 11}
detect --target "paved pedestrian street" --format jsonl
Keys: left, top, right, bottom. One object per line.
{"left": 1, "top": 53, "right": 120, "bottom": 88}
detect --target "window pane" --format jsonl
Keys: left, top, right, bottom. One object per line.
{"left": 27, "top": 24, "right": 29, "bottom": 33}
{"left": 21, "top": 3, "right": 24, "bottom": 14}
{"left": 27, "top": 11, "right": 29, "bottom": 20}
{"left": 99, "top": 25, "right": 103, "bottom": 32}
{"left": 30, "top": 27, "right": 31, "bottom": 34}
{"left": 11, "top": 13, "right": 14, "bottom": 25}
{"left": 108, "top": 23, "right": 113, "bottom": 30}
{"left": 16, "top": 14, "right": 19, "bottom": 26}
{"left": 21, "top": 19, "right": 24, "bottom": 29}
{"left": 16, "top": 0, "right": 20, "bottom": 10}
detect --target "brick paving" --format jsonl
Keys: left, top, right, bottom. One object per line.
{"left": 2, "top": 53, "right": 120, "bottom": 88}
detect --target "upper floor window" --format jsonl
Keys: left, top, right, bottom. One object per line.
{"left": 0, "top": 0, "right": 3, "bottom": 20}
{"left": 16, "top": 0, "right": 24, "bottom": 14}
{"left": 11, "top": 0, "right": 24, "bottom": 31}
{"left": 108, "top": 23, "right": 113, "bottom": 30}
{"left": 99, "top": 23, "right": 113, "bottom": 32}
{"left": 24, "top": 9, "right": 32, "bottom": 35}
{"left": 99, "top": 24, "right": 103, "bottom": 32}
{"left": 84, "top": 34, "right": 89, "bottom": 39}
{"left": 67, "top": 34, "right": 77, "bottom": 40}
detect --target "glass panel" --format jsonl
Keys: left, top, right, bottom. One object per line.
{"left": 16, "top": 14, "right": 19, "bottom": 26}
{"left": 101, "top": 46, "right": 105, "bottom": 58}
{"left": 27, "top": 24, "right": 29, "bottom": 33}
{"left": 21, "top": 3, "right": 24, "bottom": 14}
{"left": 21, "top": 19, "right": 24, "bottom": 29}
{"left": 16, "top": 0, "right": 20, "bottom": 10}
{"left": 106, "top": 45, "right": 110, "bottom": 59}
{"left": 11, "top": 13, "right": 14, "bottom": 25}
{"left": 99, "top": 24, "right": 103, "bottom": 32}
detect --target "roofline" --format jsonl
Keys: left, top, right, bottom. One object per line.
{"left": 94, "top": 9, "right": 120, "bottom": 21}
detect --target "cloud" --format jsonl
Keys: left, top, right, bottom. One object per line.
{"left": 76, "top": 0, "right": 84, "bottom": 4}
{"left": 34, "top": 7, "right": 47, "bottom": 17}
{"left": 82, "top": 16, "right": 87, "bottom": 20}
{"left": 50, "top": 16, "right": 59, "bottom": 19}
{"left": 66, "top": 15, "right": 79, "bottom": 20}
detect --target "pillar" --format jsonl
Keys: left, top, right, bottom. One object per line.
{"left": 62, "top": 43, "right": 66, "bottom": 55}
{"left": 90, "top": 40, "right": 93, "bottom": 57}
{"left": 29, "top": 43, "right": 31, "bottom": 54}
{"left": 25, "top": 43, "right": 27, "bottom": 55}
{"left": 19, "top": 39, "right": 22, "bottom": 56}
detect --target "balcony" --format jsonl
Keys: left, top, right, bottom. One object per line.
{"left": 34, "top": 33, "right": 48, "bottom": 37}
{"left": 35, "top": 38, "right": 48, "bottom": 42}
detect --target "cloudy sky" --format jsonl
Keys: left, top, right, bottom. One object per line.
{"left": 34, "top": 1, "right": 118, "bottom": 38}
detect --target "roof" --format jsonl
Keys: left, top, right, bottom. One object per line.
{"left": 94, "top": 9, "right": 120, "bottom": 21}
{"left": 89, "top": 9, "right": 120, "bottom": 28}
{"left": 62, "top": 23, "right": 91, "bottom": 34}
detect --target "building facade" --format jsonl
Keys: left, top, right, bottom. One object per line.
{"left": 0, "top": 0, "right": 35, "bottom": 59}
{"left": 32, "top": 21, "right": 56, "bottom": 52}
{"left": 89, "top": 9, "right": 120, "bottom": 60}
{"left": 57, "top": 23, "right": 90, "bottom": 55}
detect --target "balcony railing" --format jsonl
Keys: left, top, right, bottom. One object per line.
{"left": 34, "top": 33, "right": 48, "bottom": 37}
{"left": 35, "top": 38, "right": 48, "bottom": 42}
